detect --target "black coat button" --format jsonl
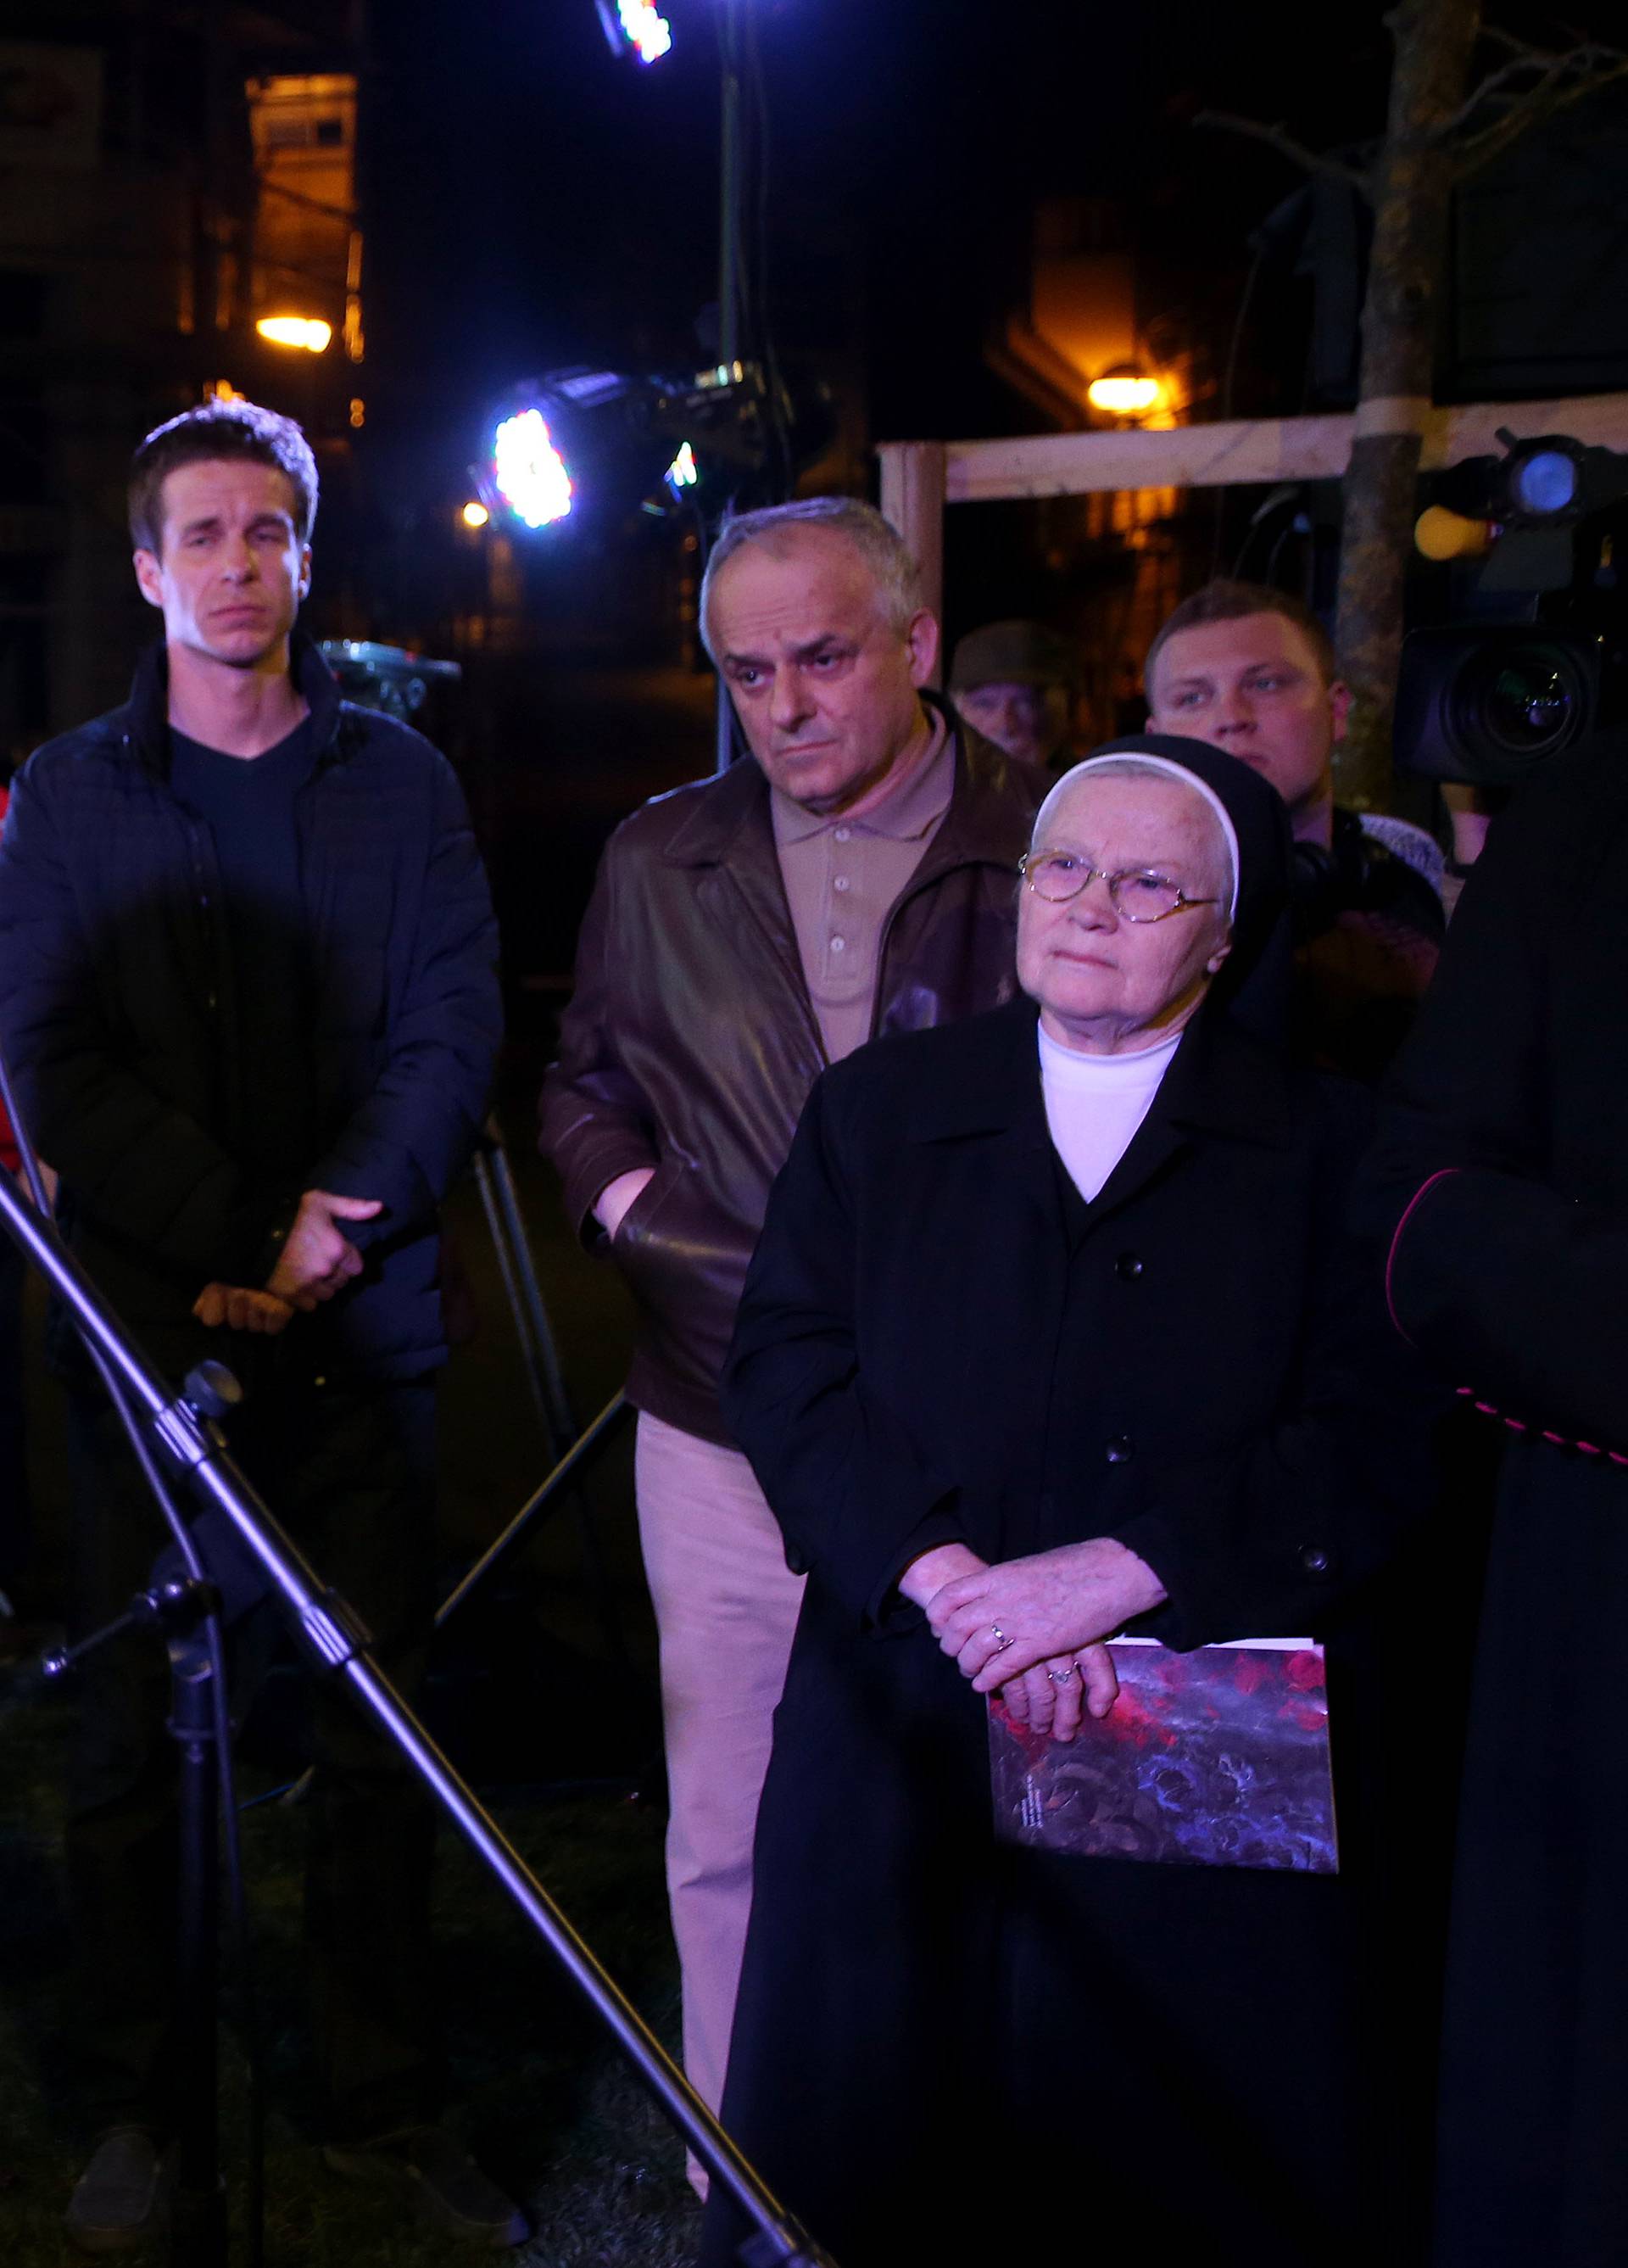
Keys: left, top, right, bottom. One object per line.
{"left": 1115, "top": 1253, "right": 1145, "bottom": 1280}
{"left": 1299, "top": 1545, "right": 1332, "bottom": 1577}
{"left": 1105, "top": 1435, "right": 1135, "bottom": 1465}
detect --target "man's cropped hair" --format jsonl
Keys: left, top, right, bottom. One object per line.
{"left": 129, "top": 399, "right": 319, "bottom": 556}
{"left": 1146, "top": 578, "right": 1337, "bottom": 699}
{"left": 700, "top": 496, "right": 925, "bottom": 658}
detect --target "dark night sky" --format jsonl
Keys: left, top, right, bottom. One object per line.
{"left": 356, "top": 0, "right": 1406, "bottom": 505}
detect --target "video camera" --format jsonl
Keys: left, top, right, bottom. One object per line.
{"left": 1396, "top": 432, "right": 1628, "bottom": 786}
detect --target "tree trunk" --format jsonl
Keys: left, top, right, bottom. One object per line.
{"left": 1333, "top": 0, "right": 1481, "bottom": 807}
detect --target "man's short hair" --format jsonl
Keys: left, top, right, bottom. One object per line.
{"left": 1145, "top": 579, "right": 1337, "bottom": 701}
{"left": 128, "top": 399, "right": 319, "bottom": 556}
{"left": 699, "top": 497, "right": 925, "bottom": 659}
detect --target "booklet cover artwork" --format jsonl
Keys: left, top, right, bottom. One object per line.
{"left": 989, "top": 1638, "right": 1339, "bottom": 1874}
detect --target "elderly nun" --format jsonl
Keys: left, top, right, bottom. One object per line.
{"left": 701, "top": 736, "right": 1449, "bottom": 2268}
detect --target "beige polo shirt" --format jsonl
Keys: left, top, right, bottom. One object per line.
{"left": 770, "top": 708, "right": 955, "bottom": 1063}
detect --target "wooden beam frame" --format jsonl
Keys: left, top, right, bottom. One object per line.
{"left": 878, "top": 391, "right": 1628, "bottom": 623}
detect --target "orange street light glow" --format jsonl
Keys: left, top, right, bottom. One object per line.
{"left": 257, "top": 316, "right": 333, "bottom": 353}
{"left": 461, "top": 500, "right": 490, "bottom": 528}
{"left": 1087, "top": 372, "right": 1163, "bottom": 416}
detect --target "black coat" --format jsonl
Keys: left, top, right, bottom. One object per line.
{"left": 0, "top": 637, "right": 502, "bottom": 1380}
{"left": 1363, "top": 735, "right": 1628, "bottom": 2268}
{"left": 706, "top": 994, "right": 1450, "bottom": 2268}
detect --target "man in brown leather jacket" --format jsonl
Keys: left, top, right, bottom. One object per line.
{"left": 539, "top": 498, "right": 1042, "bottom": 2170}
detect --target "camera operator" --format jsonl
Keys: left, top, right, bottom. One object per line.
{"left": 1146, "top": 579, "right": 1445, "bottom": 1079}
{"left": 539, "top": 496, "right": 1044, "bottom": 2180}
{"left": 0, "top": 400, "right": 519, "bottom": 2251}
{"left": 1361, "top": 717, "right": 1628, "bottom": 2266}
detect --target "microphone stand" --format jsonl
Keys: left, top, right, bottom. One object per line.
{"left": 0, "top": 1168, "right": 835, "bottom": 2268}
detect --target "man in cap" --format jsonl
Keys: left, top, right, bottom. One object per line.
{"left": 949, "top": 617, "right": 1081, "bottom": 773}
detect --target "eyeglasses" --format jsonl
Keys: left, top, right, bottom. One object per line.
{"left": 1018, "top": 849, "right": 1219, "bottom": 923}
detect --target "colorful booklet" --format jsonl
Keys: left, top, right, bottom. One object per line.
{"left": 988, "top": 1637, "right": 1337, "bottom": 1874}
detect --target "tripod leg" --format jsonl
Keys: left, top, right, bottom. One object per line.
{"left": 472, "top": 1146, "right": 562, "bottom": 1458}
{"left": 475, "top": 1136, "right": 628, "bottom": 1663}
{"left": 486, "top": 1137, "right": 576, "bottom": 1450}
{"left": 167, "top": 1636, "right": 228, "bottom": 2267}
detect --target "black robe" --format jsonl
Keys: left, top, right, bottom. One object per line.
{"left": 705, "top": 996, "right": 1450, "bottom": 2268}
{"left": 1363, "top": 735, "right": 1628, "bottom": 2268}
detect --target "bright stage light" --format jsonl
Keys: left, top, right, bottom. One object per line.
{"left": 461, "top": 500, "right": 490, "bottom": 528}
{"left": 605, "top": 0, "right": 672, "bottom": 64}
{"left": 665, "top": 441, "right": 699, "bottom": 492}
{"left": 492, "top": 408, "right": 573, "bottom": 528}
{"left": 1087, "top": 368, "right": 1163, "bottom": 418}
{"left": 257, "top": 315, "right": 333, "bottom": 353}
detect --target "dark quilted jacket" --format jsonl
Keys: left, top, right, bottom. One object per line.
{"left": 0, "top": 635, "right": 501, "bottom": 1381}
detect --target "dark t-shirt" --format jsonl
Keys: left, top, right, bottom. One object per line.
{"left": 169, "top": 717, "right": 318, "bottom": 1182}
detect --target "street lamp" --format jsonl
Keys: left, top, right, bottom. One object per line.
{"left": 256, "top": 315, "right": 333, "bottom": 353}
{"left": 1086, "top": 365, "right": 1164, "bottom": 419}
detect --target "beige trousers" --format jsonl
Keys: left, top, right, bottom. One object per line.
{"left": 633, "top": 1411, "right": 806, "bottom": 2172}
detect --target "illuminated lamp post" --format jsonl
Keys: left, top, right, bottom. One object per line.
{"left": 590, "top": 0, "right": 752, "bottom": 769}
{"left": 1085, "top": 364, "right": 1166, "bottom": 422}
{"left": 255, "top": 316, "right": 333, "bottom": 353}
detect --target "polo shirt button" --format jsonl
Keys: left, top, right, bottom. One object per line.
{"left": 1104, "top": 1435, "right": 1134, "bottom": 1465}
{"left": 830, "top": 936, "right": 846, "bottom": 952}
{"left": 1115, "top": 1252, "right": 1144, "bottom": 1280}
{"left": 834, "top": 875, "right": 850, "bottom": 891}
{"left": 834, "top": 827, "right": 850, "bottom": 841}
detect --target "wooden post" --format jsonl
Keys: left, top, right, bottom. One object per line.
{"left": 878, "top": 440, "right": 947, "bottom": 668}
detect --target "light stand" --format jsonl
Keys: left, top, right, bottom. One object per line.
{"left": 716, "top": 0, "right": 744, "bottom": 777}
{"left": 0, "top": 1168, "right": 836, "bottom": 2268}
{"left": 43, "top": 1565, "right": 237, "bottom": 2265}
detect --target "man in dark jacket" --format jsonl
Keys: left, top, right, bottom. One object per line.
{"left": 0, "top": 399, "right": 516, "bottom": 2249}
{"left": 539, "top": 496, "right": 1043, "bottom": 2166}
{"left": 1145, "top": 578, "right": 1445, "bottom": 1080}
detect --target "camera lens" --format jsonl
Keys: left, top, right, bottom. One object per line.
{"left": 1452, "top": 642, "right": 1588, "bottom": 776}
{"left": 1511, "top": 449, "right": 1580, "bottom": 517}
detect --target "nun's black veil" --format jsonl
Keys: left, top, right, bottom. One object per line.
{"left": 1069, "top": 731, "right": 1296, "bottom": 1047}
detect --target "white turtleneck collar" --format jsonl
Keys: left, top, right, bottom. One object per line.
{"left": 1037, "top": 1019, "right": 1182, "bottom": 1202}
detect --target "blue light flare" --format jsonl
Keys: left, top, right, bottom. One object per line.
{"left": 492, "top": 408, "right": 573, "bottom": 529}
{"left": 665, "top": 441, "right": 699, "bottom": 493}
{"left": 616, "top": 0, "right": 672, "bottom": 63}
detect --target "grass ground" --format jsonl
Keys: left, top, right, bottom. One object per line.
{"left": 0, "top": 1122, "right": 705, "bottom": 2265}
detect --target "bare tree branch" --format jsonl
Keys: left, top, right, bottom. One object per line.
{"left": 1479, "top": 24, "right": 1546, "bottom": 58}
{"left": 1193, "top": 110, "right": 1369, "bottom": 193}
{"left": 1451, "top": 43, "right": 1628, "bottom": 176}
{"left": 1439, "top": 46, "right": 1571, "bottom": 137}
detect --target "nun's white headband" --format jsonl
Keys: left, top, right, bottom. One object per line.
{"left": 1029, "top": 752, "right": 1241, "bottom": 922}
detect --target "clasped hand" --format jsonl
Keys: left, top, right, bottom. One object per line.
{"left": 193, "top": 1188, "right": 382, "bottom": 1338}
{"left": 903, "top": 1536, "right": 1169, "bottom": 1743}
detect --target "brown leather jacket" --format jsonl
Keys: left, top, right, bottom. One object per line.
{"left": 539, "top": 706, "right": 1045, "bottom": 1443}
